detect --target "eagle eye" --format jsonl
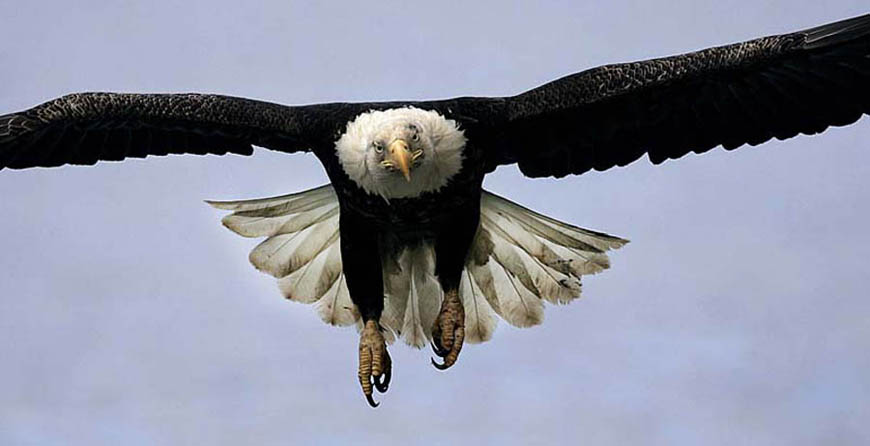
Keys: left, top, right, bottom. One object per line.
{"left": 372, "top": 141, "right": 384, "bottom": 153}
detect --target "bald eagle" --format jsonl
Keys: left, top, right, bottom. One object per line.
{"left": 1, "top": 14, "right": 868, "bottom": 407}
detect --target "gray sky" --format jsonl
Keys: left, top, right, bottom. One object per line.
{"left": 1, "top": 1, "right": 869, "bottom": 445}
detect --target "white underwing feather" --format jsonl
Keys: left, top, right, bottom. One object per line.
{"left": 459, "top": 269, "right": 498, "bottom": 343}
{"left": 481, "top": 193, "right": 628, "bottom": 253}
{"left": 278, "top": 242, "right": 342, "bottom": 303}
{"left": 210, "top": 186, "right": 338, "bottom": 239}
{"left": 543, "top": 239, "right": 613, "bottom": 276}
{"left": 206, "top": 185, "right": 336, "bottom": 212}
{"left": 248, "top": 218, "right": 339, "bottom": 278}
{"left": 469, "top": 259, "right": 544, "bottom": 328}
{"left": 315, "top": 275, "right": 359, "bottom": 327}
{"left": 482, "top": 214, "right": 579, "bottom": 304}
{"left": 224, "top": 203, "right": 337, "bottom": 239}
{"left": 481, "top": 211, "right": 571, "bottom": 276}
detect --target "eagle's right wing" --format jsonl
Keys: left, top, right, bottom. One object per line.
{"left": 480, "top": 14, "right": 870, "bottom": 177}
{"left": 0, "top": 92, "right": 344, "bottom": 170}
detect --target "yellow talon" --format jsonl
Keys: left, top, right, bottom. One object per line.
{"left": 431, "top": 289, "right": 465, "bottom": 371}
{"left": 358, "top": 319, "right": 391, "bottom": 408}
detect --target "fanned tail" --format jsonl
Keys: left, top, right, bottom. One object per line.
{"left": 381, "top": 246, "right": 442, "bottom": 347}
{"left": 207, "top": 186, "right": 628, "bottom": 347}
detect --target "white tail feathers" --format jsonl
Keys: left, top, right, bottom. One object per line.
{"left": 207, "top": 185, "right": 628, "bottom": 348}
{"left": 384, "top": 247, "right": 443, "bottom": 347}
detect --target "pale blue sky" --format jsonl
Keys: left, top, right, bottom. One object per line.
{"left": 1, "top": 1, "right": 868, "bottom": 445}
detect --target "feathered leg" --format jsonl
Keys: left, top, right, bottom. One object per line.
{"left": 431, "top": 195, "right": 480, "bottom": 370}
{"left": 340, "top": 213, "right": 391, "bottom": 407}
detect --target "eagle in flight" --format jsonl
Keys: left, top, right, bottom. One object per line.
{"left": 1, "top": 14, "right": 868, "bottom": 407}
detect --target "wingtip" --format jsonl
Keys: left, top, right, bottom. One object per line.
{"left": 802, "top": 13, "right": 870, "bottom": 49}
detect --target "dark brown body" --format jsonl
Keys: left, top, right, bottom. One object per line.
{"left": 317, "top": 142, "right": 487, "bottom": 321}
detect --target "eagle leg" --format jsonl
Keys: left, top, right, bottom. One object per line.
{"left": 430, "top": 288, "right": 465, "bottom": 370}
{"left": 358, "top": 319, "right": 391, "bottom": 408}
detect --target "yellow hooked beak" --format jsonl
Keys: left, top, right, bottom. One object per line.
{"left": 388, "top": 139, "right": 412, "bottom": 182}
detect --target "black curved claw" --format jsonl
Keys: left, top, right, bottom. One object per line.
{"left": 366, "top": 393, "right": 380, "bottom": 408}
{"left": 374, "top": 365, "right": 391, "bottom": 393}
{"left": 430, "top": 356, "right": 451, "bottom": 370}
{"left": 431, "top": 340, "right": 449, "bottom": 357}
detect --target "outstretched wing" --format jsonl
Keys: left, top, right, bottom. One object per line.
{"left": 483, "top": 14, "right": 870, "bottom": 177}
{"left": 5, "top": 15, "right": 868, "bottom": 174}
{"left": 0, "top": 93, "right": 344, "bottom": 170}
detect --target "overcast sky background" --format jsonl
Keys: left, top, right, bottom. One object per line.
{"left": 1, "top": 1, "right": 869, "bottom": 445}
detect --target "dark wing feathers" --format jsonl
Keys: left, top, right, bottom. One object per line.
{"left": 491, "top": 14, "right": 870, "bottom": 177}
{"left": 0, "top": 93, "right": 336, "bottom": 170}
{"left": 2, "top": 15, "right": 869, "bottom": 176}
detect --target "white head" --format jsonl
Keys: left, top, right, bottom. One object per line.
{"left": 335, "top": 107, "right": 466, "bottom": 200}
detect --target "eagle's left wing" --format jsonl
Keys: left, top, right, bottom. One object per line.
{"left": 0, "top": 93, "right": 349, "bottom": 170}
{"left": 480, "top": 14, "right": 870, "bottom": 177}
